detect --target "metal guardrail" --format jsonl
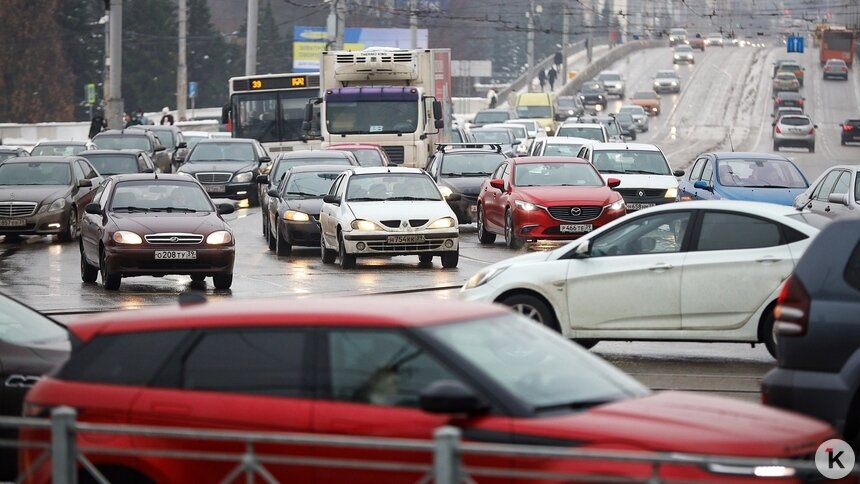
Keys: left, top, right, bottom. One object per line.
{"left": 1, "top": 407, "right": 858, "bottom": 483}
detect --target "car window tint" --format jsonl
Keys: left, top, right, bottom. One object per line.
{"left": 99, "top": 180, "right": 112, "bottom": 209}
{"left": 697, "top": 212, "right": 782, "bottom": 251}
{"left": 325, "top": 329, "right": 458, "bottom": 408}
{"left": 845, "top": 241, "right": 860, "bottom": 293}
{"left": 855, "top": 173, "right": 860, "bottom": 204}
{"left": 183, "top": 330, "right": 309, "bottom": 396}
{"left": 814, "top": 170, "right": 842, "bottom": 201}
{"left": 591, "top": 211, "right": 691, "bottom": 257}
{"left": 492, "top": 162, "right": 507, "bottom": 179}
{"left": 59, "top": 331, "right": 188, "bottom": 385}
{"left": 700, "top": 161, "right": 713, "bottom": 183}
{"left": 832, "top": 171, "right": 851, "bottom": 198}
{"left": 690, "top": 159, "right": 706, "bottom": 180}
{"left": 73, "top": 161, "right": 86, "bottom": 181}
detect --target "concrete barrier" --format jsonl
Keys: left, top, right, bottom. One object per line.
{"left": 557, "top": 39, "right": 666, "bottom": 97}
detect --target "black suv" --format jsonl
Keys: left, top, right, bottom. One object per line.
{"left": 761, "top": 218, "right": 860, "bottom": 445}
{"left": 92, "top": 129, "right": 171, "bottom": 173}
{"left": 578, "top": 81, "right": 608, "bottom": 111}
{"left": 177, "top": 138, "right": 271, "bottom": 205}
{"left": 425, "top": 144, "right": 506, "bottom": 223}
{"left": 841, "top": 119, "right": 860, "bottom": 145}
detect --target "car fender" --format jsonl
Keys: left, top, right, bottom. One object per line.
{"left": 490, "top": 263, "right": 572, "bottom": 337}
{"left": 747, "top": 283, "right": 785, "bottom": 342}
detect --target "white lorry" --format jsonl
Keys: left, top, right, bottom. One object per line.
{"left": 305, "top": 47, "right": 452, "bottom": 168}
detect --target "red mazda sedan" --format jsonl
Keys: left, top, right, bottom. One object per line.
{"left": 20, "top": 297, "right": 834, "bottom": 483}
{"left": 476, "top": 156, "right": 626, "bottom": 249}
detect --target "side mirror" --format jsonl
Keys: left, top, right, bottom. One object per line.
{"left": 217, "top": 203, "right": 234, "bottom": 215}
{"left": 302, "top": 121, "right": 312, "bottom": 132}
{"left": 78, "top": 179, "right": 93, "bottom": 188}
{"left": 434, "top": 119, "right": 445, "bottom": 129}
{"left": 267, "top": 188, "right": 280, "bottom": 198}
{"left": 813, "top": 124, "right": 818, "bottom": 129}
{"left": 446, "top": 193, "right": 461, "bottom": 202}
{"left": 323, "top": 194, "right": 340, "bottom": 205}
{"left": 828, "top": 192, "right": 849, "bottom": 206}
{"left": 673, "top": 169, "right": 685, "bottom": 177}
{"left": 256, "top": 174, "right": 270, "bottom": 184}
{"left": 177, "top": 141, "right": 188, "bottom": 149}
{"left": 693, "top": 180, "right": 712, "bottom": 191}
{"left": 607, "top": 178, "right": 621, "bottom": 188}
{"left": 154, "top": 144, "right": 166, "bottom": 152}
{"left": 433, "top": 100, "right": 443, "bottom": 120}
{"left": 84, "top": 203, "right": 101, "bottom": 215}
{"left": 259, "top": 156, "right": 272, "bottom": 164}
{"left": 572, "top": 239, "right": 591, "bottom": 258}
{"left": 304, "top": 103, "right": 314, "bottom": 123}
{"left": 221, "top": 104, "right": 231, "bottom": 124}
{"left": 419, "top": 380, "right": 488, "bottom": 416}
{"left": 489, "top": 179, "right": 505, "bottom": 191}
{"left": 512, "top": 140, "right": 521, "bottom": 146}
{"left": 839, "top": 123, "right": 844, "bottom": 128}
{"left": 771, "top": 122, "right": 776, "bottom": 127}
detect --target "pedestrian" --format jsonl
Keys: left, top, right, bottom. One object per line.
{"left": 537, "top": 69, "right": 546, "bottom": 92}
{"left": 547, "top": 66, "right": 557, "bottom": 91}
{"left": 124, "top": 111, "right": 141, "bottom": 128}
{"left": 137, "top": 107, "right": 152, "bottom": 125}
{"left": 486, "top": 88, "right": 498, "bottom": 109}
{"left": 159, "top": 107, "right": 175, "bottom": 126}
{"left": 88, "top": 112, "right": 107, "bottom": 139}
{"left": 554, "top": 51, "right": 563, "bottom": 69}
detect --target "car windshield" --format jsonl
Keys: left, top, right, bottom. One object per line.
{"left": 0, "top": 152, "right": 17, "bottom": 162}
{"left": 151, "top": 131, "right": 175, "bottom": 149}
{"left": 472, "top": 130, "right": 514, "bottom": 144}
{"left": 440, "top": 153, "right": 505, "bottom": 177}
{"left": 776, "top": 74, "right": 796, "bottom": 81}
{"left": 346, "top": 173, "right": 441, "bottom": 202}
{"left": 502, "top": 125, "right": 528, "bottom": 138}
{"left": 507, "top": 120, "right": 538, "bottom": 132}
{"left": 474, "top": 111, "right": 510, "bottom": 124}
{"left": 716, "top": 159, "right": 808, "bottom": 188}
{"left": 84, "top": 154, "right": 140, "bottom": 175}
{"left": 188, "top": 142, "right": 255, "bottom": 162}
{"left": 516, "top": 106, "right": 552, "bottom": 118}
{"left": 283, "top": 171, "right": 340, "bottom": 198}
{"left": 656, "top": 72, "right": 677, "bottom": 79}
{"left": 0, "top": 294, "right": 66, "bottom": 344}
{"left": 515, "top": 162, "right": 603, "bottom": 186}
{"left": 109, "top": 181, "right": 214, "bottom": 212}
{"left": 582, "top": 84, "right": 603, "bottom": 94}
{"left": 345, "top": 149, "right": 385, "bottom": 167}
{"left": 0, "top": 162, "right": 71, "bottom": 185}
{"left": 556, "top": 98, "right": 578, "bottom": 108}
{"left": 780, "top": 116, "right": 811, "bottom": 126}
{"left": 275, "top": 158, "right": 351, "bottom": 184}
{"left": 543, "top": 142, "right": 586, "bottom": 157}
{"left": 617, "top": 113, "right": 635, "bottom": 124}
{"left": 422, "top": 315, "right": 648, "bottom": 410}
{"left": 184, "top": 135, "right": 208, "bottom": 150}
{"left": 556, "top": 126, "right": 604, "bottom": 141}
{"left": 634, "top": 92, "right": 658, "bottom": 100}
{"left": 619, "top": 106, "right": 645, "bottom": 115}
{"left": 675, "top": 46, "right": 693, "bottom": 52}
{"left": 599, "top": 73, "right": 621, "bottom": 81}
{"left": 93, "top": 135, "right": 152, "bottom": 151}
{"left": 327, "top": 100, "right": 418, "bottom": 135}
{"left": 593, "top": 150, "right": 671, "bottom": 175}
{"left": 30, "top": 144, "right": 85, "bottom": 156}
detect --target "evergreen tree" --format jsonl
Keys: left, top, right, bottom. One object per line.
{"left": 187, "top": 0, "right": 244, "bottom": 108}
{"left": 256, "top": 0, "right": 290, "bottom": 74}
{"left": 122, "top": 0, "right": 178, "bottom": 113}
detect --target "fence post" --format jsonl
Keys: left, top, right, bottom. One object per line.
{"left": 433, "top": 426, "right": 461, "bottom": 484}
{"left": 51, "top": 406, "right": 77, "bottom": 484}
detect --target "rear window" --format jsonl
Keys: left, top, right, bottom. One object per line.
{"left": 781, "top": 117, "right": 811, "bottom": 126}
{"left": 846, "top": 241, "right": 860, "bottom": 292}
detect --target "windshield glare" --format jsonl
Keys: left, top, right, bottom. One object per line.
{"left": 94, "top": 135, "right": 152, "bottom": 152}
{"left": 31, "top": 144, "right": 86, "bottom": 156}
{"left": 110, "top": 181, "right": 214, "bottom": 211}
{"left": 599, "top": 73, "right": 621, "bottom": 81}
{"left": 0, "top": 162, "right": 71, "bottom": 185}
{"left": 516, "top": 106, "right": 552, "bottom": 118}
{"left": 516, "top": 162, "right": 603, "bottom": 187}
{"left": 472, "top": 130, "right": 514, "bottom": 144}
{"left": 275, "top": 159, "right": 351, "bottom": 183}
{"left": 327, "top": 100, "right": 417, "bottom": 135}
{"left": 188, "top": 142, "right": 255, "bottom": 162}
{"left": 557, "top": 127, "right": 604, "bottom": 141}
{"left": 346, "top": 173, "right": 441, "bottom": 201}
{"left": 0, "top": 295, "right": 66, "bottom": 344}
{"left": 474, "top": 112, "right": 510, "bottom": 124}
{"left": 423, "top": 315, "right": 648, "bottom": 409}
{"left": 593, "top": 150, "right": 671, "bottom": 175}
{"left": 283, "top": 171, "right": 340, "bottom": 198}
{"left": 543, "top": 142, "right": 585, "bottom": 157}
{"left": 441, "top": 153, "right": 504, "bottom": 177}
{"left": 347, "top": 149, "right": 385, "bottom": 167}
{"left": 84, "top": 155, "right": 139, "bottom": 175}
{"left": 716, "top": 159, "right": 808, "bottom": 188}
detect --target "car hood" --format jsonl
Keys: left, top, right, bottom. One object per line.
{"left": 715, "top": 185, "right": 806, "bottom": 206}
{"left": 0, "top": 186, "right": 70, "bottom": 205}
{"left": 440, "top": 177, "right": 487, "bottom": 196}
{"left": 600, "top": 174, "right": 677, "bottom": 189}
{"left": 348, "top": 200, "right": 454, "bottom": 224}
{"left": 518, "top": 186, "right": 615, "bottom": 206}
{"left": 181, "top": 161, "right": 257, "bottom": 174}
{"left": 283, "top": 197, "right": 325, "bottom": 215}
{"left": 512, "top": 392, "right": 832, "bottom": 457}
{"left": 109, "top": 212, "right": 227, "bottom": 235}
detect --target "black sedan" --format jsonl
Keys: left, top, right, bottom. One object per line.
{"left": 425, "top": 145, "right": 506, "bottom": 223}
{"left": 841, "top": 119, "right": 860, "bottom": 145}
{"left": 177, "top": 138, "right": 271, "bottom": 206}
{"left": 79, "top": 149, "right": 157, "bottom": 175}
{"left": 579, "top": 81, "right": 608, "bottom": 111}
{"left": 0, "top": 292, "right": 68, "bottom": 479}
{"left": 265, "top": 165, "right": 347, "bottom": 256}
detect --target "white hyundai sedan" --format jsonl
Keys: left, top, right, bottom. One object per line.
{"left": 319, "top": 167, "right": 460, "bottom": 269}
{"left": 460, "top": 200, "right": 827, "bottom": 357}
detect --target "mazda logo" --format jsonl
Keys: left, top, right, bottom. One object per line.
{"left": 570, "top": 207, "right": 582, "bottom": 216}
{"left": 169, "top": 236, "right": 180, "bottom": 243}
{"left": 638, "top": 190, "right": 645, "bottom": 197}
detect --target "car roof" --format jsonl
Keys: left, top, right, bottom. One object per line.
{"left": 34, "top": 140, "right": 88, "bottom": 146}
{"left": 710, "top": 152, "right": 792, "bottom": 161}
{"left": 329, "top": 143, "right": 383, "bottom": 150}
{"left": 69, "top": 296, "right": 507, "bottom": 342}
{"left": 644, "top": 200, "right": 804, "bottom": 218}
{"left": 512, "top": 156, "right": 590, "bottom": 165}
{"left": 349, "top": 166, "right": 425, "bottom": 175}
{"left": 476, "top": 108, "right": 513, "bottom": 113}
{"left": 655, "top": 70, "right": 677, "bottom": 75}
{"left": 590, "top": 142, "right": 662, "bottom": 152}
{"left": 559, "top": 123, "right": 604, "bottom": 128}
{"left": 284, "top": 164, "right": 353, "bottom": 174}
{"left": 546, "top": 136, "right": 595, "bottom": 144}
{"left": 3, "top": 156, "right": 77, "bottom": 164}
{"left": 109, "top": 173, "right": 196, "bottom": 183}
{"left": 778, "top": 115, "right": 811, "bottom": 120}
{"left": 278, "top": 150, "right": 351, "bottom": 159}
{"left": 194, "top": 138, "right": 255, "bottom": 144}
{"left": 777, "top": 91, "right": 802, "bottom": 98}
{"left": 79, "top": 149, "right": 140, "bottom": 156}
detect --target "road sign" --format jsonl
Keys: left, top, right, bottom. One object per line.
{"left": 85, "top": 83, "right": 96, "bottom": 105}
{"left": 787, "top": 36, "right": 804, "bottom": 53}
{"left": 188, "top": 81, "right": 198, "bottom": 99}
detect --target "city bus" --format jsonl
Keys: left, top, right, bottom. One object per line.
{"left": 820, "top": 28, "right": 856, "bottom": 67}
{"left": 224, "top": 72, "right": 321, "bottom": 153}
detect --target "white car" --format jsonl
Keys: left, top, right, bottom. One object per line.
{"left": 529, "top": 136, "right": 594, "bottom": 158}
{"left": 576, "top": 142, "right": 683, "bottom": 211}
{"left": 503, "top": 119, "right": 547, "bottom": 141}
{"left": 319, "top": 167, "right": 460, "bottom": 269}
{"left": 705, "top": 33, "right": 724, "bottom": 47}
{"left": 460, "top": 200, "right": 824, "bottom": 357}
{"left": 553, "top": 122, "right": 608, "bottom": 142}
{"left": 485, "top": 123, "right": 531, "bottom": 156}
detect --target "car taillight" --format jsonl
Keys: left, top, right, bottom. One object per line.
{"left": 775, "top": 99, "right": 782, "bottom": 105}
{"left": 775, "top": 125, "right": 782, "bottom": 134}
{"left": 774, "top": 275, "right": 810, "bottom": 337}
{"left": 798, "top": 99, "right": 804, "bottom": 106}
{"left": 844, "top": 124, "right": 854, "bottom": 132}
{"left": 809, "top": 126, "right": 815, "bottom": 135}
{"left": 843, "top": 67, "right": 849, "bottom": 73}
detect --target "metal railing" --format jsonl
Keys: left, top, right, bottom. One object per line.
{"left": 2, "top": 407, "right": 858, "bottom": 483}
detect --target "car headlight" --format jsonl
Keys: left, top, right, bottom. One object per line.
{"left": 606, "top": 199, "right": 625, "bottom": 211}
{"left": 567, "top": 109, "right": 574, "bottom": 115}
{"left": 514, "top": 199, "right": 538, "bottom": 211}
{"left": 665, "top": 187, "right": 678, "bottom": 199}
{"left": 428, "top": 217, "right": 456, "bottom": 229}
{"left": 351, "top": 219, "right": 383, "bottom": 231}
{"left": 38, "top": 198, "right": 67, "bottom": 213}
{"left": 464, "top": 265, "right": 509, "bottom": 290}
{"left": 206, "top": 230, "right": 233, "bottom": 245}
{"left": 674, "top": 54, "right": 681, "bottom": 59}
{"left": 670, "top": 81, "right": 678, "bottom": 86}
{"left": 439, "top": 186, "right": 454, "bottom": 198}
{"left": 234, "top": 171, "right": 253, "bottom": 183}
{"left": 112, "top": 231, "right": 142, "bottom": 245}
{"left": 283, "top": 210, "right": 311, "bottom": 222}
{"left": 544, "top": 126, "right": 553, "bottom": 133}
{"left": 580, "top": 95, "right": 586, "bottom": 99}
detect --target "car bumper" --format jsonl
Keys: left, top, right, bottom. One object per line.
{"left": 513, "top": 206, "right": 625, "bottom": 241}
{"left": 343, "top": 230, "right": 459, "bottom": 256}
{"left": 104, "top": 245, "right": 235, "bottom": 276}
{"left": 200, "top": 182, "right": 256, "bottom": 200}
{"left": 761, "top": 367, "right": 853, "bottom": 435}
{"left": 823, "top": 71, "right": 848, "bottom": 79}
{"left": 0, "top": 209, "right": 69, "bottom": 236}
{"left": 604, "top": 85, "right": 624, "bottom": 96}
{"left": 617, "top": 194, "right": 675, "bottom": 211}
{"left": 280, "top": 218, "right": 321, "bottom": 247}
{"left": 774, "top": 134, "right": 814, "bottom": 146}
{"left": 773, "top": 84, "right": 800, "bottom": 92}
{"left": 842, "top": 133, "right": 860, "bottom": 142}
{"left": 632, "top": 118, "right": 649, "bottom": 131}
{"left": 673, "top": 56, "right": 694, "bottom": 63}
{"left": 447, "top": 195, "right": 479, "bottom": 224}
{"left": 653, "top": 84, "right": 680, "bottom": 93}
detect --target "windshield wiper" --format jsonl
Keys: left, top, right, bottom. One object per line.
{"left": 599, "top": 169, "right": 626, "bottom": 174}
{"left": 286, "top": 191, "right": 321, "bottom": 197}
{"left": 745, "top": 184, "right": 793, "bottom": 188}
{"left": 111, "top": 206, "right": 150, "bottom": 212}
{"left": 388, "top": 196, "right": 438, "bottom": 201}
{"left": 163, "top": 207, "right": 198, "bottom": 213}
{"left": 459, "top": 171, "right": 493, "bottom": 177}
{"left": 347, "top": 197, "right": 387, "bottom": 202}
{"left": 624, "top": 169, "right": 664, "bottom": 175}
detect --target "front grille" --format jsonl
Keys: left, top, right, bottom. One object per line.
{"left": 0, "top": 202, "right": 37, "bottom": 217}
{"left": 547, "top": 206, "right": 603, "bottom": 222}
{"left": 381, "top": 146, "right": 405, "bottom": 164}
{"left": 144, "top": 233, "right": 204, "bottom": 244}
{"left": 409, "top": 219, "right": 428, "bottom": 227}
{"left": 379, "top": 219, "right": 429, "bottom": 228}
{"left": 380, "top": 220, "right": 401, "bottom": 229}
{"left": 616, "top": 188, "right": 665, "bottom": 198}
{"left": 196, "top": 172, "right": 232, "bottom": 184}
{"left": 366, "top": 240, "right": 445, "bottom": 252}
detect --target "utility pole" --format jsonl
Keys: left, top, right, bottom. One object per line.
{"left": 101, "top": 12, "right": 109, "bottom": 112}
{"left": 410, "top": 0, "right": 418, "bottom": 49}
{"left": 336, "top": 0, "right": 346, "bottom": 50}
{"left": 106, "top": 0, "right": 124, "bottom": 129}
{"left": 561, "top": 3, "right": 569, "bottom": 82}
{"left": 327, "top": 0, "right": 345, "bottom": 50}
{"left": 177, "top": 0, "right": 188, "bottom": 121}
{"left": 245, "top": 0, "right": 258, "bottom": 76}
{"left": 526, "top": 0, "right": 535, "bottom": 93}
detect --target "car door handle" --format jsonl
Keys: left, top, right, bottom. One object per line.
{"left": 756, "top": 256, "right": 781, "bottom": 264}
{"left": 648, "top": 263, "right": 673, "bottom": 272}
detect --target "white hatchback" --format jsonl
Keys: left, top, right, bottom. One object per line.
{"left": 460, "top": 200, "right": 824, "bottom": 357}
{"left": 319, "top": 167, "right": 460, "bottom": 269}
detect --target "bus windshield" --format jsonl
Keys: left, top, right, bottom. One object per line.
{"left": 232, "top": 90, "right": 311, "bottom": 143}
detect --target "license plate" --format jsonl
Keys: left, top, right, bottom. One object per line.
{"left": 627, "top": 203, "right": 656, "bottom": 211}
{"left": 469, "top": 204, "right": 477, "bottom": 214}
{"left": 204, "top": 185, "right": 226, "bottom": 193}
{"left": 155, "top": 250, "right": 197, "bottom": 260}
{"left": 559, "top": 224, "right": 593, "bottom": 233}
{"left": 0, "top": 219, "right": 25, "bottom": 227}
{"left": 387, "top": 235, "right": 425, "bottom": 243}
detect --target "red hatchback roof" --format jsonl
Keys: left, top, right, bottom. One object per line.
{"left": 68, "top": 296, "right": 507, "bottom": 343}
{"left": 512, "top": 156, "right": 590, "bottom": 165}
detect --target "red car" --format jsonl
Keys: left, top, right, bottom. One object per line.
{"left": 20, "top": 296, "right": 835, "bottom": 483}
{"left": 328, "top": 143, "right": 390, "bottom": 167}
{"left": 476, "top": 156, "right": 626, "bottom": 249}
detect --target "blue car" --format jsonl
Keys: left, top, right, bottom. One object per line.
{"left": 677, "top": 152, "right": 809, "bottom": 206}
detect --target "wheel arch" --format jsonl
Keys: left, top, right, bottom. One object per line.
{"left": 495, "top": 288, "right": 566, "bottom": 336}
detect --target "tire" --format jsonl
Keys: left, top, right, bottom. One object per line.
{"left": 190, "top": 274, "right": 206, "bottom": 282}
{"left": 80, "top": 242, "right": 98, "bottom": 283}
{"left": 2, "top": 234, "right": 21, "bottom": 243}
{"left": 267, "top": 225, "right": 276, "bottom": 251}
{"left": 247, "top": 190, "right": 260, "bottom": 207}
{"left": 476, "top": 206, "right": 496, "bottom": 245}
{"left": 773, "top": 141, "right": 780, "bottom": 151}
{"left": 418, "top": 254, "right": 433, "bottom": 264}
{"left": 842, "top": 139, "right": 847, "bottom": 146}
{"left": 574, "top": 339, "right": 600, "bottom": 349}
{"left": 262, "top": 215, "right": 268, "bottom": 238}
{"left": 276, "top": 226, "right": 292, "bottom": 256}
{"left": 58, "top": 208, "right": 77, "bottom": 243}
{"left": 504, "top": 209, "right": 523, "bottom": 250}
{"left": 441, "top": 251, "right": 459, "bottom": 268}
{"left": 338, "top": 231, "right": 356, "bottom": 269}
{"left": 100, "top": 248, "right": 121, "bottom": 291}
{"left": 321, "top": 235, "right": 337, "bottom": 264}
{"left": 809, "top": 143, "right": 815, "bottom": 153}
{"left": 213, "top": 273, "right": 233, "bottom": 289}
{"left": 760, "top": 309, "right": 777, "bottom": 358}
{"left": 500, "top": 293, "right": 560, "bottom": 332}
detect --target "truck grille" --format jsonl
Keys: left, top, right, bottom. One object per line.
{"left": 381, "top": 146, "right": 405, "bottom": 164}
{"left": 547, "top": 206, "right": 603, "bottom": 222}
{"left": 144, "top": 233, "right": 204, "bottom": 244}
{"left": 0, "top": 202, "right": 37, "bottom": 217}
{"left": 196, "top": 172, "right": 232, "bottom": 183}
